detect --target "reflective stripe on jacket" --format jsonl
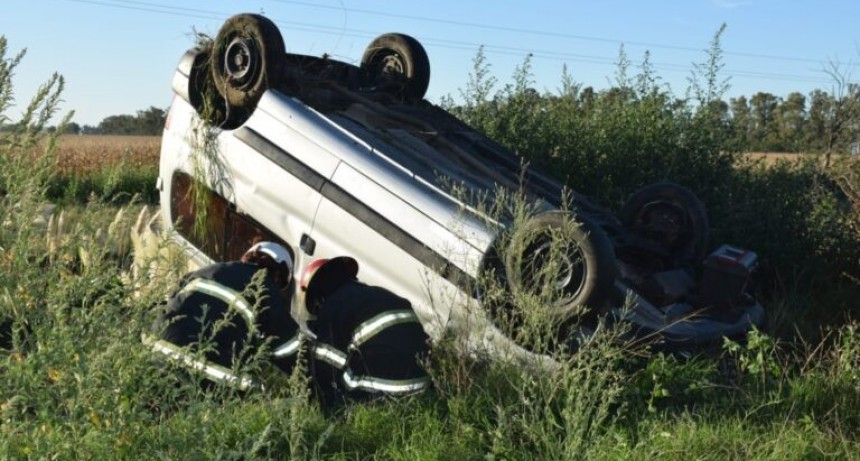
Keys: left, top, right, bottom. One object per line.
{"left": 177, "top": 278, "right": 256, "bottom": 330}
{"left": 310, "top": 280, "right": 431, "bottom": 401}
{"left": 149, "top": 261, "right": 302, "bottom": 384}
{"left": 350, "top": 310, "right": 419, "bottom": 349}
{"left": 342, "top": 369, "right": 430, "bottom": 394}
{"left": 144, "top": 334, "right": 259, "bottom": 391}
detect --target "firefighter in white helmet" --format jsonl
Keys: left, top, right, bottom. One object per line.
{"left": 300, "top": 256, "right": 431, "bottom": 407}
{"left": 146, "top": 241, "right": 303, "bottom": 393}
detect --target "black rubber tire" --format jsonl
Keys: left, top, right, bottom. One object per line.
{"left": 620, "top": 182, "right": 710, "bottom": 265}
{"left": 186, "top": 47, "right": 230, "bottom": 127}
{"left": 210, "top": 14, "right": 285, "bottom": 116}
{"left": 360, "top": 33, "right": 430, "bottom": 100}
{"left": 504, "top": 211, "right": 618, "bottom": 323}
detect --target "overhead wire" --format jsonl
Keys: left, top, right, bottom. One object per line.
{"left": 267, "top": 0, "right": 856, "bottom": 67}
{"left": 56, "top": 0, "right": 839, "bottom": 87}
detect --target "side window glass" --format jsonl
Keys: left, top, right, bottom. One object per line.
{"left": 170, "top": 171, "right": 293, "bottom": 264}
{"left": 170, "top": 171, "right": 228, "bottom": 260}
{"left": 224, "top": 209, "right": 291, "bottom": 262}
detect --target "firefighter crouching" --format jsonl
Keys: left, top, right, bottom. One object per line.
{"left": 301, "top": 256, "right": 431, "bottom": 407}
{"left": 145, "top": 241, "right": 303, "bottom": 392}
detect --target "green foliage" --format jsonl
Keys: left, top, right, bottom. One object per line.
{"left": 723, "top": 327, "right": 783, "bottom": 387}
{"left": 4, "top": 29, "right": 860, "bottom": 459}
{"left": 95, "top": 106, "right": 167, "bottom": 135}
{"left": 448, "top": 27, "right": 860, "bottom": 336}
{"left": 46, "top": 164, "right": 159, "bottom": 205}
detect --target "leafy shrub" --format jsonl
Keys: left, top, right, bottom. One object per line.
{"left": 446, "top": 34, "right": 860, "bottom": 335}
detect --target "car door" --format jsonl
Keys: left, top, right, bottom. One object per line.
{"left": 309, "top": 154, "right": 496, "bottom": 337}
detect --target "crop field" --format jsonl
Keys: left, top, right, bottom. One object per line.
{"left": 53, "top": 134, "right": 160, "bottom": 173}
{"left": 0, "top": 129, "right": 852, "bottom": 460}
{"left": 3, "top": 41, "right": 860, "bottom": 457}
{"left": 50, "top": 135, "right": 841, "bottom": 171}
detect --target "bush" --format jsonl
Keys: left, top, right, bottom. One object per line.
{"left": 446, "top": 38, "right": 860, "bottom": 337}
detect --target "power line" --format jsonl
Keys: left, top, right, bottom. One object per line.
{"left": 268, "top": 0, "right": 857, "bottom": 67}
{"left": 54, "top": 0, "right": 839, "bottom": 87}
{"left": 60, "top": 0, "right": 223, "bottom": 20}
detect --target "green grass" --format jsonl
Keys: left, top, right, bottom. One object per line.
{"left": 46, "top": 164, "right": 159, "bottom": 205}
{"left": 2, "top": 33, "right": 860, "bottom": 460}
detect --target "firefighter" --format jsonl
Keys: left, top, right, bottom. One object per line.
{"left": 146, "top": 241, "right": 303, "bottom": 393}
{"left": 300, "top": 256, "right": 431, "bottom": 407}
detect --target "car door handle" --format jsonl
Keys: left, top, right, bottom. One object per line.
{"left": 300, "top": 233, "right": 316, "bottom": 256}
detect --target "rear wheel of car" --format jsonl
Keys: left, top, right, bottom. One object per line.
{"left": 504, "top": 211, "right": 618, "bottom": 324}
{"left": 620, "top": 182, "right": 710, "bottom": 266}
{"left": 210, "top": 14, "right": 285, "bottom": 125}
{"left": 360, "top": 33, "right": 430, "bottom": 100}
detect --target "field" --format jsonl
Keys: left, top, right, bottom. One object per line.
{"left": 40, "top": 135, "right": 162, "bottom": 204}
{"left": 0, "top": 127, "right": 853, "bottom": 459}
{"left": 51, "top": 135, "right": 845, "bottom": 171}
{"left": 53, "top": 134, "right": 160, "bottom": 174}
{"left": 3, "top": 19, "right": 860, "bottom": 453}
{"left": 3, "top": 52, "right": 860, "bottom": 457}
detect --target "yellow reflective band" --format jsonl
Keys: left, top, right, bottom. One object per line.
{"left": 181, "top": 278, "right": 256, "bottom": 329}
{"left": 149, "top": 338, "right": 257, "bottom": 391}
{"left": 342, "top": 370, "right": 430, "bottom": 394}
{"left": 350, "top": 310, "right": 419, "bottom": 348}
{"left": 312, "top": 343, "right": 347, "bottom": 368}
{"left": 272, "top": 333, "right": 303, "bottom": 358}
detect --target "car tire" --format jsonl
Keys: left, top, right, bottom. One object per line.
{"left": 620, "top": 182, "right": 710, "bottom": 265}
{"left": 360, "top": 33, "right": 430, "bottom": 100}
{"left": 504, "top": 211, "right": 618, "bottom": 323}
{"left": 185, "top": 47, "right": 230, "bottom": 127}
{"left": 210, "top": 14, "right": 285, "bottom": 124}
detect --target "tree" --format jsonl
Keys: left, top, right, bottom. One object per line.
{"left": 95, "top": 106, "right": 166, "bottom": 135}
{"left": 65, "top": 121, "right": 81, "bottom": 134}
{"left": 729, "top": 95, "right": 752, "bottom": 150}
{"left": 820, "top": 63, "right": 860, "bottom": 165}
{"left": 806, "top": 89, "right": 833, "bottom": 152}
{"left": 774, "top": 92, "right": 806, "bottom": 151}
{"left": 749, "top": 92, "right": 780, "bottom": 150}
{"left": 136, "top": 106, "right": 166, "bottom": 135}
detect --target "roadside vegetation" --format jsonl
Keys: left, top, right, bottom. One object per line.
{"left": 2, "top": 27, "right": 859, "bottom": 460}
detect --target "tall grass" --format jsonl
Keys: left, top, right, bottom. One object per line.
{"left": 444, "top": 34, "right": 860, "bottom": 339}
{"left": 2, "top": 29, "right": 860, "bottom": 459}
{"left": 40, "top": 135, "right": 160, "bottom": 204}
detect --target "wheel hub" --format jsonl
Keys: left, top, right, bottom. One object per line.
{"left": 525, "top": 240, "right": 586, "bottom": 298}
{"left": 379, "top": 53, "right": 405, "bottom": 75}
{"left": 223, "top": 37, "right": 260, "bottom": 88}
{"left": 636, "top": 201, "right": 687, "bottom": 248}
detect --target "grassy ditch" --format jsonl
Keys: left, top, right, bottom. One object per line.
{"left": 2, "top": 35, "right": 860, "bottom": 459}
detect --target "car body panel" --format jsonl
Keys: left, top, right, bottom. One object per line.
{"left": 160, "top": 30, "right": 766, "bottom": 364}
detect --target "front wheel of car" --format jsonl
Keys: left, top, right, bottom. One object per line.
{"left": 210, "top": 13, "right": 285, "bottom": 126}
{"left": 504, "top": 211, "right": 618, "bottom": 324}
{"left": 360, "top": 33, "right": 430, "bottom": 101}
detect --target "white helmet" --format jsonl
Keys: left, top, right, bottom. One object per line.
{"left": 246, "top": 241, "right": 293, "bottom": 275}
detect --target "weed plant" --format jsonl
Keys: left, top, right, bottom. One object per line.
{"left": 3, "top": 28, "right": 860, "bottom": 459}
{"left": 46, "top": 163, "right": 159, "bottom": 205}
{"left": 443, "top": 30, "right": 860, "bottom": 339}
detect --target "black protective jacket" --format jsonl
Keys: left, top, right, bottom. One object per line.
{"left": 148, "top": 262, "right": 301, "bottom": 389}
{"left": 310, "top": 279, "right": 431, "bottom": 405}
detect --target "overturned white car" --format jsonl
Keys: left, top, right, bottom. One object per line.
{"left": 158, "top": 13, "right": 765, "bottom": 366}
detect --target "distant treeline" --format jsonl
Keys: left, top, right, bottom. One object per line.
{"left": 0, "top": 106, "right": 168, "bottom": 136}
{"left": 15, "top": 85, "right": 859, "bottom": 154}
{"left": 721, "top": 89, "right": 859, "bottom": 154}
{"left": 448, "top": 84, "right": 860, "bottom": 156}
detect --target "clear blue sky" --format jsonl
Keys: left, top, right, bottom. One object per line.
{"left": 2, "top": 0, "right": 858, "bottom": 126}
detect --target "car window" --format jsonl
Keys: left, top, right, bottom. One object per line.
{"left": 171, "top": 170, "right": 228, "bottom": 260}
{"left": 170, "top": 170, "right": 292, "bottom": 263}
